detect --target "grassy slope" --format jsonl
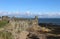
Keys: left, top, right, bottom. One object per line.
{"left": 0, "top": 20, "right": 8, "bottom": 28}
{"left": 0, "top": 20, "right": 13, "bottom": 39}
{"left": 0, "top": 31, "right": 13, "bottom": 39}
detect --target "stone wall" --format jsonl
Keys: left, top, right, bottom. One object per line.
{"left": 4, "top": 16, "right": 47, "bottom": 39}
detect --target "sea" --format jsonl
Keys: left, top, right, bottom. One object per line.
{"left": 38, "top": 18, "right": 60, "bottom": 25}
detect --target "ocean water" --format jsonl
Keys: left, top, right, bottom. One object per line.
{"left": 38, "top": 18, "right": 60, "bottom": 25}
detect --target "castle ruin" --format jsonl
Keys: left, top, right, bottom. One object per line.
{"left": 3, "top": 16, "right": 47, "bottom": 39}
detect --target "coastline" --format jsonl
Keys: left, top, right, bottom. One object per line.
{"left": 39, "top": 23, "right": 60, "bottom": 27}
{"left": 39, "top": 23, "right": 60, "bottom": 34}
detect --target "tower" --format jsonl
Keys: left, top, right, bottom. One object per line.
{"left": 35, "top": 16, "right": 38, "bottom": 20}
{"left": 35, "top": 16, "right": 38, "bottom": 24}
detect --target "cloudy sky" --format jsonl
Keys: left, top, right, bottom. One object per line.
{"left": 0, "top": 0, "right": 60, "bottom": 18}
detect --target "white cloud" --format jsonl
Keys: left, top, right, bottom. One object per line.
{"left": 0, "top": 11, "right": 60, "bottom": 18}
{"left": 37, "top": 12, "right": 60, "bottom": 18}
{"left": 0, "top": 11, "right": 21, "bottom": 16}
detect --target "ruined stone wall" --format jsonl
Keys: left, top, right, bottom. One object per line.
{"left": 3, "top": 16, "right": 47, "bottom": 39}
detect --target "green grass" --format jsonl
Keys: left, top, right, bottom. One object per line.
{"left": 0, "top": 21, "right": 8, "bottom": 28}
{"left": 0, "top": 21, "right": 13, "bottom": 39}
{"left": 0, "top": 31, "right": 13, "bottom": 39}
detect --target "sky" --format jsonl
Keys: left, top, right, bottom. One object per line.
{"left": 0, "top": 0, "right": 60, "bottom": 18}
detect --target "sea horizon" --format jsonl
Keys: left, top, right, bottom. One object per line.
{"left": 38, "top": 18, "right": 60, "bottom": 25}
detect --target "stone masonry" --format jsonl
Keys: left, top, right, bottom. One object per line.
{"left": 4, "top": 16, "right": 47, "bottom": 39}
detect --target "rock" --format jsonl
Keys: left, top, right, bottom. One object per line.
{"left": 27, "top": 32, "right": 40, "bottom": 39}
{"left": 19, "top": 31, "right": 29, "bottom": 39}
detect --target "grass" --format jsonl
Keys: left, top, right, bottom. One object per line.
{"left": 0, "top": 20, "right": 13, "bottom": 39}
{"left": 0, "top": 20, "right": 8, "bottom": 28}
{"left": 0, "top": 31, "right": 13, "bottom": 39}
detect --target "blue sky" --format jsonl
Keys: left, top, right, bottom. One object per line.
{"left": 0, "top": 0, "right": 60, "bottom": 18}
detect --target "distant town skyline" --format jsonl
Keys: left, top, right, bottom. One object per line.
{"left": 0, "top": 0, "right": 60, "bottom": 18}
